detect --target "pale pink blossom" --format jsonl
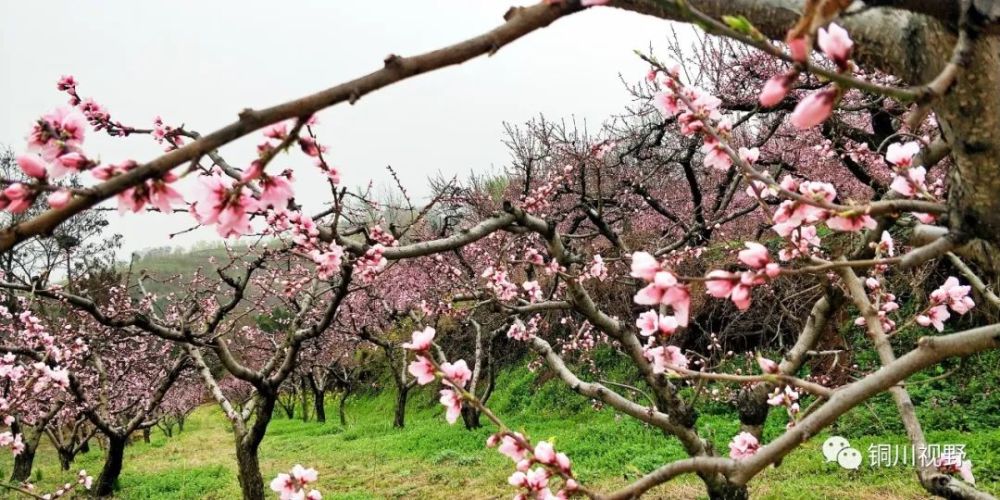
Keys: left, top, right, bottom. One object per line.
{"left": 16, "top": 154, "right": 47, "bottom": 179}
{"left": 787, "top": 37, "right": 809, "bottom": 62}
{"left": 738, "top": 242, "right": 770, "bottom": 269}
{"left": 759, "top": 72, "right": 796, "bottom": 108}
{"left": 738, "top": 147, "right": 760, "bottom": 165}
{"left": 645, "top": 345, "right": 688, "bottom": 374}
{"left": 439, "top": 389, "right": 462, "bottom": 424}
{"left": 916, "top": 305, "right": 950, "bottom": 332}
{"left": 931, "top": 277, "right": 975, "bottom": 315}
{"left": 729, "top": 432, "right": 760, "bottom": 459}
{"left": 291, "top": 465, "right": 318, "bottom": 484}
{"left": 407, "top": 356, "right": 436, "bottom": 385}
{"left": 269, "top": 473, "right": 296, "bottom": 499}
{"left": 826, "top": 213, "right": 877, "bottom": 232}
{"left": 634, "top": 272, "right": 690, "bottom": 326}
{"left": 757, "top": 356, "right": 779, "bottom": 374}
{"left": 258, "top": 173, "right": 294, "bottom": 210}
{"left": 889, "top": 166, "right": 927, "bottom": 198}
{"left": 703, "top": 143, "right": 732, "bottom": 171}
{"left": 498, "top": 433, "right": 528, "bottom": 462}
{"left": 534, "top": 441, "right": 556, "bottom": 464}
{"left": 636, "top": 310, "right": 660, "bottom": 336}
{"left": 403, "top": 327, "right": 435, "bottom": 351}
{"left": 440, "top": 359, "right": 472, "bottom": 388}
{"left": 629, "top": 251, "right": 660, "bottom": 281}
{"left": 790, "top": 87, "right": 837, "bottom": 129}
{"left": 885, "top": 141, "right": 921, "bottom": 168}
{"left": 47, "top": 190, "right": 72, "bottom": 209}
{"left": 817, "top": 23, "right": 853, "bottom": 68}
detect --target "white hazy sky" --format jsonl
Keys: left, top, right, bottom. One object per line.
{"left": 1, "top": 1, "right": 686, "bottom": 256}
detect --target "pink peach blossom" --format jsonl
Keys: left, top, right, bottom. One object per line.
{"left": 403, "top": 326, "right": 435, "bottom": 351}
{"left": 728, "top": 431, "right": 760, "bottom": 459}
{"left": 817, "top": 23, "right": 853, "bottom": 68}
{"left": 16, "top": 154, "right": 47, "bottom": 179}
{"left": 440, "top": 359, "right": 472, "bottom": 388}
{"left": 47, "top": 189, "right": 72, "bottom": 209}
{"left": 439, "top": 389, "right": 462, "bottom": 424}
{"left": 738, "top": 242, "right": 770, "bottom": 269}
{"left": 790, "top": 87, "right": 837, "bottom": 129}
{"left": 885, "top": 141, "right": 921, "bottom": 168}
{"left": 407, "top": 356, "right": 436, "bottom": 385}
{"left": 629, "top": 251, "right": 660, "bottom": 281}
{"left": 759, "top": 72, "right": 796, "bottom": 107}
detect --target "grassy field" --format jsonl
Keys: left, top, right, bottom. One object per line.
{"left": 2, "top": 368, "right": 999, "bottom": 499}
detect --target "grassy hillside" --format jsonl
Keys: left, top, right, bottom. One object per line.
{"left": 3, "top": 365, "right": 998, "bottom": 499}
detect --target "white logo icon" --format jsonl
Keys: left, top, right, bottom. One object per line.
{"left": 837, "top": 447, "right": 863, "bottom": 470}
{"left": 822, "top": 436, "right": 863, "bottom": 469}
{"left": 822, "top": 436, "right": 850, "bottom": 462}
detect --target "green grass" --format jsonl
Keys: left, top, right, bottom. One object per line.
{"left": 3, "top": 367, "right": 999, "bottom": 499}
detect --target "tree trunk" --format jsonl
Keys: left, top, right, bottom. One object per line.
{"left": 705, "top": 481, "right": 749, "bottom": 500}
{"left": 299, "top": 378, "right": 310, "bottom": 422}
{"left": 312, "top": 386, "right": 326, "bottom": 423}
{"left": 80, "top": 438, "right": 91, "bottom": 454}
{"left": 94, "top": 435, "right": 127, "bottom": 497}
{"left": 234, "top": 440, "right": 265, "bottom": 500}
{"left": 460, "top": 405, "right": 481, "bottom": 430}
{"left": 280, "top": 398, "right": 294, "bottom": 419}
{"left": 338, "top": 389, "right": 350, "bottom": 426}
{"left": 10, "top": 440, "right": 37, "bottom": 482}
{"left": 57, "top": 448, "right": 74, "bottom": 471}
{"left": 177, "top": 417, "right": 185, "bottom": 433}
{"left": 142, "top": 428, "right": 151, "bottom": 444}
{"left": 393, "top": 386, "right": 409, "bottom": 428}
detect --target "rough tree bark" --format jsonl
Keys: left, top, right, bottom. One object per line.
{"left": 94, "top": 435, "right": 127, "bottom": 497}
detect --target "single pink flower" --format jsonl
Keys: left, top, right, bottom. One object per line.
{"left": 534, "top": 441, "right": 556, "bottom": 464}
{"left": 47, "top": 189, "right": 72, "bottom": 209}
{"left": 636, "top": 310, "right": 660, "bottom": 336}
{"left": 705, "top": 270, "right": 737, "bottom": 299}
{"left": 403, "top": 326, "right": 435, "bottom": 351}
{"left": 787, "top": 37, "right": 809, "bottom": 62}
{"left": 790, "top": 87, "right": 837, "bottom": 129}
{"left": 738, "top": 147, "right": 760, "bottom": 165}
{"left": 440, "top": 359, "right": 471, "bottom": 388}
{"left": 291, "top": 465, "right": 318, "bottom": 484}
{"left": 407, "top": 356, "right": 436, "bottom": 385}
{"left": 258, "top": 174, "right": 294, "bottom": 210}
{"left": 827, "top": 213, "right": 877, "bottom": 232}
{"left": 728, "top": 432, "right": 760, "bottom": 459}
{"left": 738, "top": 242, "right": 771, "bottom": 269}
{"left": 759, "top": 71, "right": 796, "bottom": 108}
{"left": 498, "top": 433, "right": 528, "bottom": 462}
{"left": 703, "top": 143, "right": 732, "bottom": 171}
{"left": 629, "top": 251, "right": 660, "bottom": 281}
{"left": 757, "top": 356, "right": 779, "bottom": 374}
{"left": 916, "top": 305, "right": 950, "bottom": 332}
{"left": 889, "top": 166, "right": 927, "bottom": 198}
{"left": 817, "top": 23, "right": 853, "bottom": 69}
{"left": 269, "top": 473, "right": 295, "bottom": 497}
{"left": 439, "top": 389, "right": 462, "bottom": 424}
{"left": 885, "top": 141, "right": 921, "bottom": 168}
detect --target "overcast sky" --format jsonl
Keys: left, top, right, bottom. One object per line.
{"left": 1, "top": 1, "right": 687, "bottom": 257}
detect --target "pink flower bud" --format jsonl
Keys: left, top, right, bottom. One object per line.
{"left": 16, "top": 155, "right": 48, "bottom": 179}
{"left": 47, "top": 190, "right": 72, "bottom": 209}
